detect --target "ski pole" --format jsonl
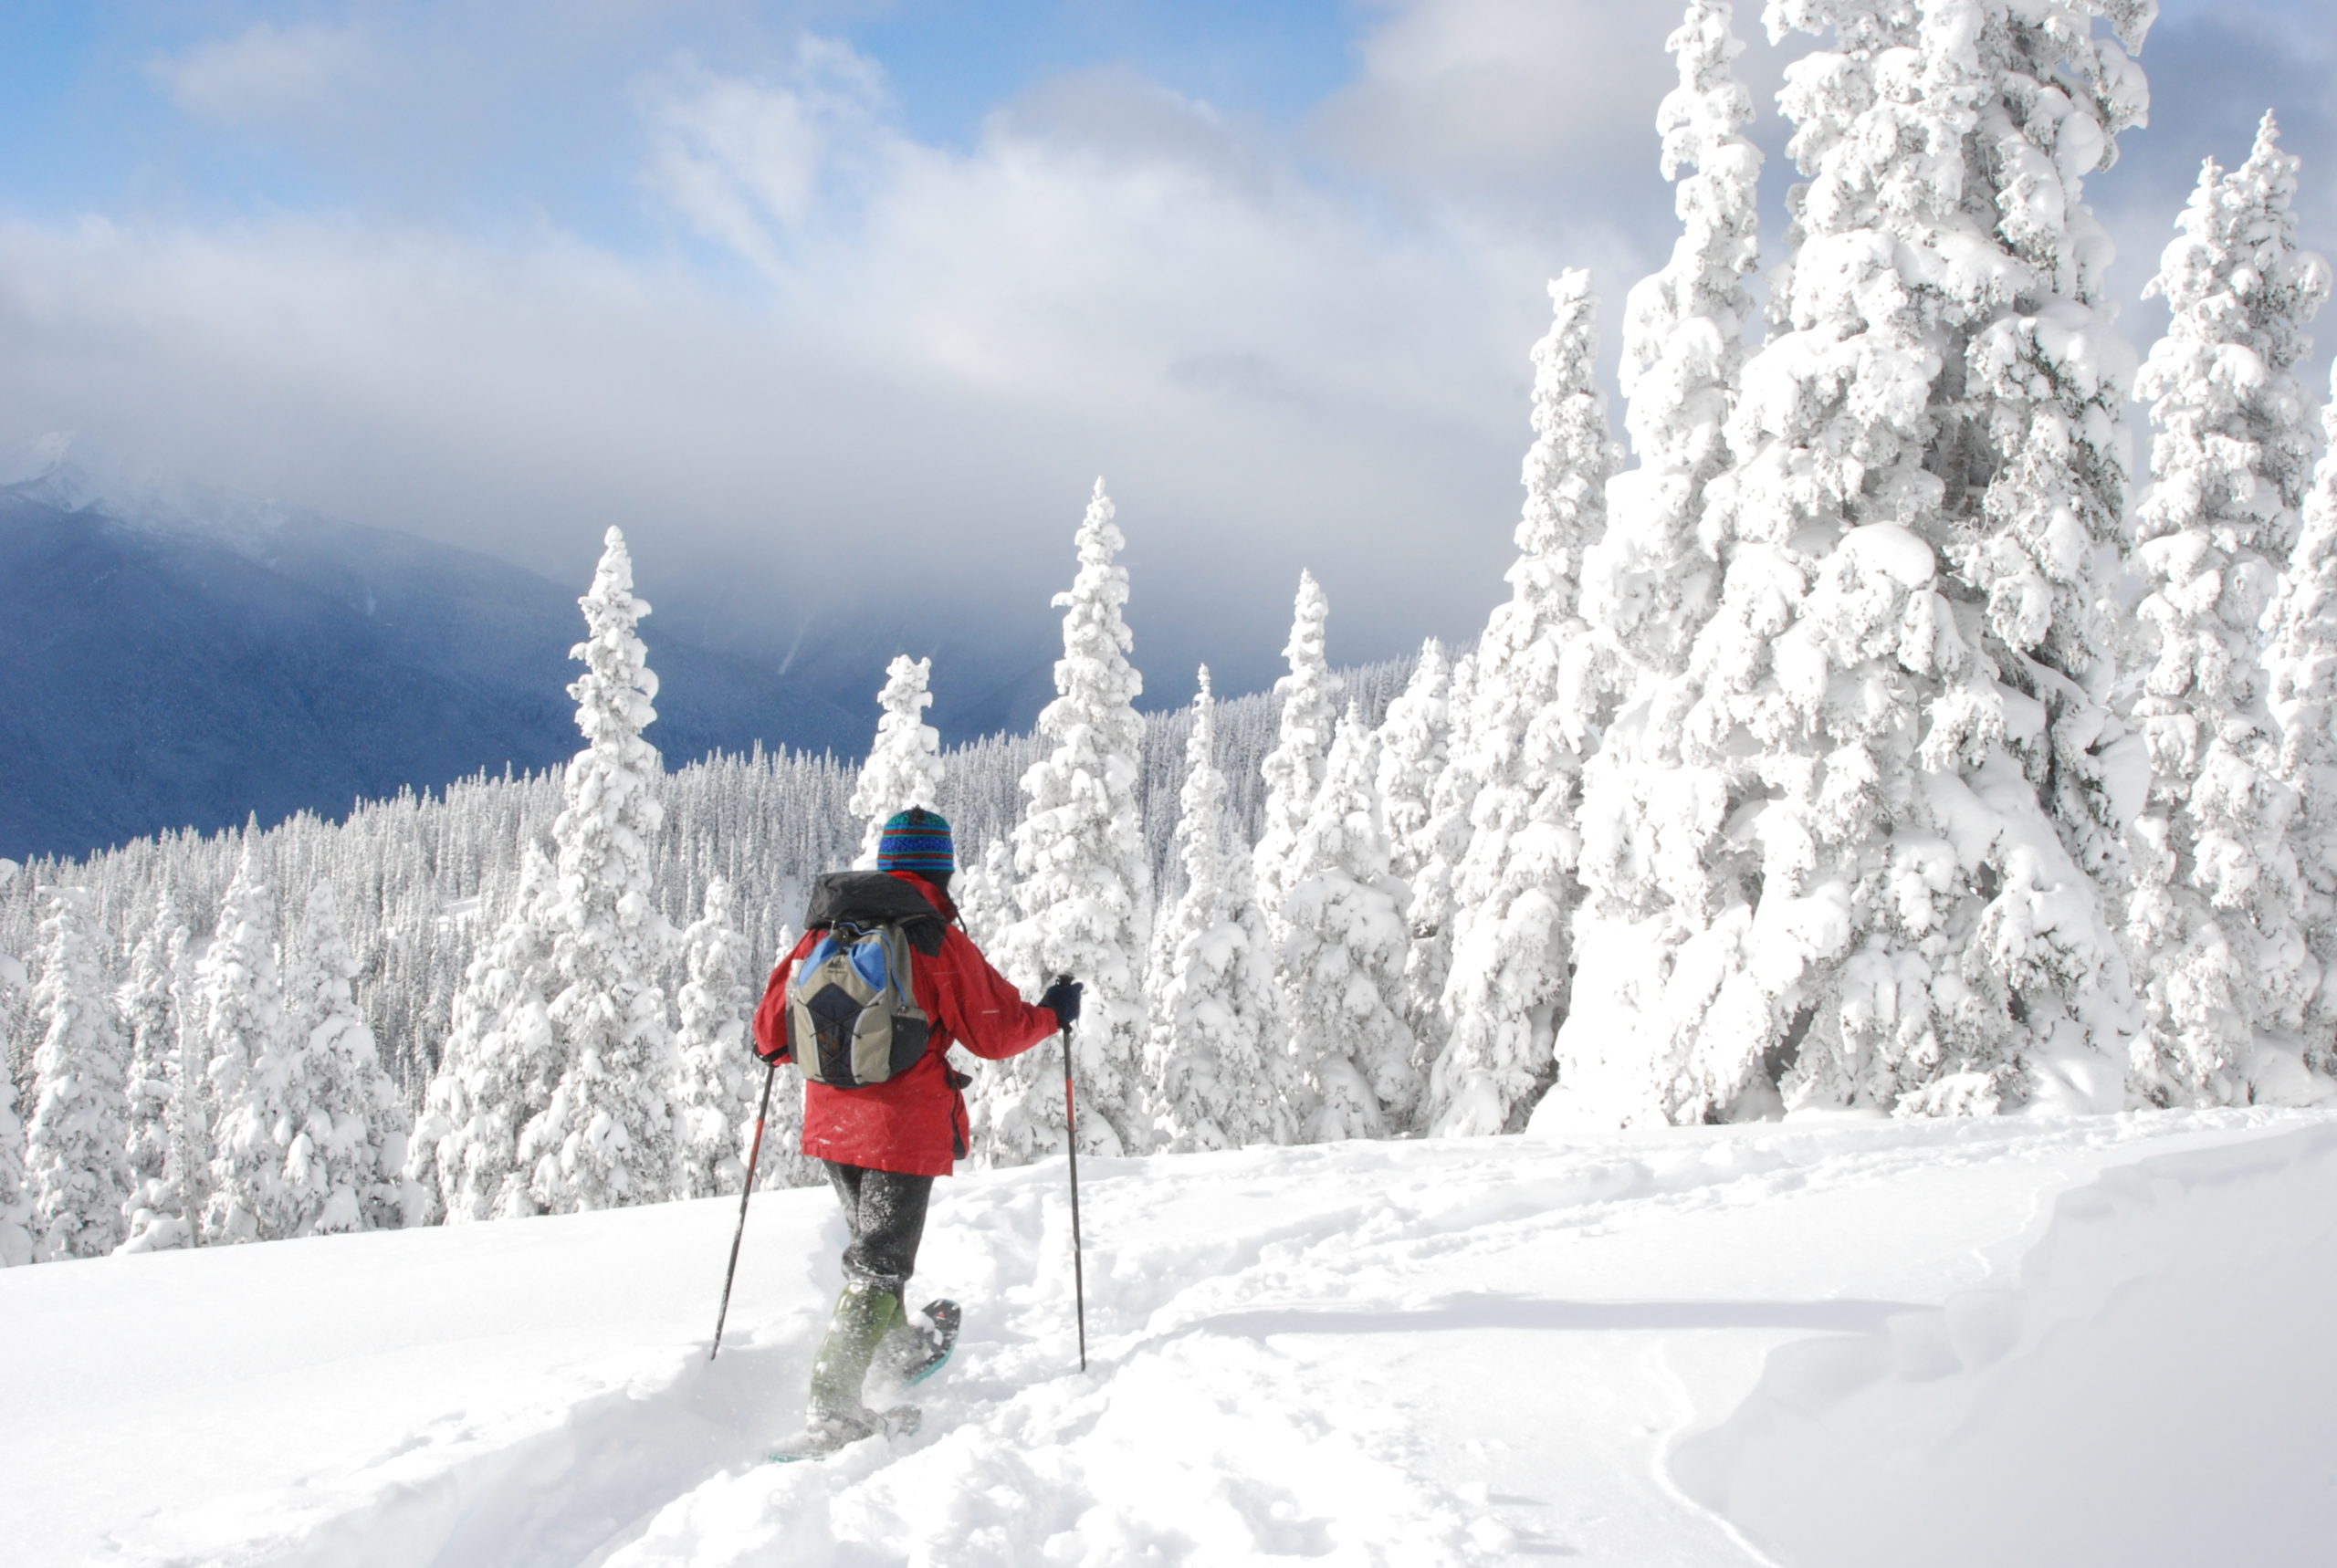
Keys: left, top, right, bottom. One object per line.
{"left": 1057, "top": 977, "right": 1087, "bottom": 1373}
{"left": 710, "top": 1058, "right": 780, "bottom": 1362}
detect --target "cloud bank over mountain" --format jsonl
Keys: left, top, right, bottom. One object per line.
{"left": 0, "top": 1, "right": 2325, "bottom": 713}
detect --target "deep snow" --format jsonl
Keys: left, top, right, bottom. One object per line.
{"left": 10, "top": 1109, "right": 2337, "bottom": 1566}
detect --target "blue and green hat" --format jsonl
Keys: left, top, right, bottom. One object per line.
{"left": 877, "top": 808, "right": 955, "bottom": 874}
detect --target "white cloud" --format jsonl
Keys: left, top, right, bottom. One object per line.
{"left": 637, "top": 37, "right": 898, "bottom": 268}
{"left": 146, "top": 20, "right": 377, "bottom": 130}
{"left": 26, "top": 0, "right": 2329, "bottom": 724}
{"left": 0, "top": 30, "right": 1635, "bottom": 707}
{"left": 1312, "top": 0, "right": 1686, "bottom": 212}
{"left": 0, "top": 152, "right": 1536, "bottom": 708}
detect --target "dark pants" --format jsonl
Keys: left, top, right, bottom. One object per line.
{"left": 823, "top": 1161, "right": 933, "bottom": 1295}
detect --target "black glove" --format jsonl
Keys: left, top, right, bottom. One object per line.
{"left": 1039, "top": 977, "right": 1083, "bottom": 1029}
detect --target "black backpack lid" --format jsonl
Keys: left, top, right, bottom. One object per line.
{"left": 804, "top": 871, "right": 948, "bottom": 956}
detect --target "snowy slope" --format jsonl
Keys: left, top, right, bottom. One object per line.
{"left": 9, "top": 1111, "right": 2337, "bottom": 1567}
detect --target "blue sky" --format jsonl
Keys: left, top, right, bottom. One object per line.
{"left": 0, "top": 4, "right": 1362, "bottom": 246}
{"left": 0, "top": 2, "right": 2328, "bottom": 708}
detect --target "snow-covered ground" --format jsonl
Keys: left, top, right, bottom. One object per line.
{"left": 13, "top": 1109, "right": 2337, "bottom": 1567}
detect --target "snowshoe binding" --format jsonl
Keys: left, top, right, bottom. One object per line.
{"left": 875, "top": 1299, "right": 961, "bottom": 1389}
{"left": 766, "top": 1404, "right": 921, "bottom": 1464}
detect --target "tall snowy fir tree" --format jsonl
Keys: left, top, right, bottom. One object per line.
{"left": 2265, "top": 362, "right": 2337, "bottom": 1073}
{"left": 673, "top": 879, "right": 760, "bottom": 1198}
{"left": 1253, "top": 571, "right": 1341, "bottom": 921}
{"left": 0, "top": 1011, "right": 26, "bottom": 1264}
{"left": 1145, "top": 671, "right": 1288, "bottom": 1151}
{"left": 1582, "top": 0, "right": 1758, "bottom": 685}
{"left": 1377, "top": 642, "right": 1456, "bottom": 894}
{"left": 123, "top": 925, "right": 204, "bottom": 1252}
{"left": 1562, "top": 0, "right": 1764, "bottom": 1122}
{"left": 1376, "top": 642, "right": 1460, "bottom": 1061}
{"left": 281, "top": 884, "right": 406, "bottom": 1232}
{"left": 1826, "top": 0, "right": 2149, "bottom": 1113}
{"left": 952, "top": 838, "right": 1018, "bottom": 950}
{"left": 525, "top": 528, "right": 680, "bottom": 1211}
{"left": 191, "top": 850, "right": 299, "bottom": 1243}
{"left": 1942, "top": 6, "right": 2154, "bottom": 899}
{"left": 1403, "top": 649, "right": 1480, "bottom": 1079}
{"left": 1431, "top": 269, "right": 1619, "bottom": 1135}
{"left": 981, "top": 480, "right": 1152, "bottom": 1161}
{"left": 1551, "top": 0, "right": 2154, "bottom": 1128}
{"left": 849, "top": 655, "right": 947, "bottom": 867}
{"left": 199, "top": 849, "right": 300, "bottom": 1243}
{"left": 25, "top": 886, "right": 132, "bottom": 1259}
{"left": 163, "top": 925, "right": 207, "bottom": 1241}
{"left": 1280, "top": 706, "right": 1420, "bottom": 1140}
{"left": 2124, "top": 115, "right": 2332, "bottom": 1103}
{"left": 407, "top": 844, "right": 560, "bottom": 1223}
{"left": 116, "top": 889, "right": 183, "bottom": 1227}
{"left": 0, "top": 904, "right": 28, "bottom": 1264}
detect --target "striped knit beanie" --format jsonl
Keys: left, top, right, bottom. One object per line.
{"left": 877, "top": 807, "right": 955, "bottom": 874}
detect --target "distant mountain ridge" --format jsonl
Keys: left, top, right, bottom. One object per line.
{"left": 0, "top": 442, "right": 867, "bottom": 860}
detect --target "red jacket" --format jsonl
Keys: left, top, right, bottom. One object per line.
{"left": 751, "top": 869, "right": 1061, "bottom": 1176}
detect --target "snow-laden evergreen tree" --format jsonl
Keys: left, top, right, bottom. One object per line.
{"left": 1253, "top": 571, "right": 1341, "bottom": 919}
{"left": 1430, "top": 270, "right": 1619, "bottom": 1134}
{"left": 117, "top": 889, "right": 182, "bottom": 1218}
{"left": 1581, "top": 0, "right": 1758, "bottom": 682}
{"left": 674, "top": 878, "right": 759, "bottom": 1197}
{"left": 952, "top": 837, "right": 1017, "bottom": 950}
{"left": 0, "top": 924, "right": 29, "bottom": 1265}
{"left": 525, "top": 528, "right": 681, "bottom": 1211}
{"left": 2265, "top": 362, "right": 2337, "bottom": 1071}
{"left": 850, "top": 655, "right": 947, "bottom": 866}
{"left": 281, "top": 884, "right": 405, "bottom": 1232}
{"left": 1145, "top": 671, "right": 1288, "bottom": 1150}
{"left": 982, "top": 480, "right": 1152, "bottom": 1161}
{"left": 0, "top": 1019, "right": 27, "bottom": 1264}
{"left": 26, "top": 886, "right": 132, "bottom": 1259}
{"left": 1402, "top": 649, "right": 1479, "bottom": 1072}
{"left": 1375, "top": 641, "right": 1457, "bottom": 1061}
{"left": 123, "top": 925, "right": 204, "bottom": 1252}
{"left": 1564, "top": 0, "right": 1765, "bottom": 1122}
{"left": 2124, "top": 115, "right": 2332, "bottom": 1103}
{"left": 1378, "top": 641, "right": 1453, "bottom": 894}
{"left": 1935, "top": 6, "right": 2154, "bottom": 900}
{"left": 406, "top": 844, "right": 560, "bottom": 1223}
{"left": 1549, "top": 0, "right": 2153, "bottom": 1128}
{"left": 1279, "top": 706, "right": 1419, "bottom": 1139}
{"left": 199, "top": 849, "right": 299, "bottom": 1243}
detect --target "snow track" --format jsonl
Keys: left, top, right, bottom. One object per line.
{"left": 11, "top": 1110, "right": 2334, "bottom": 1566}
{"left": 274, "top": 1339, "right": 814, "bottom": 1568}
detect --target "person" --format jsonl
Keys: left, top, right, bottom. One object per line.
{"left": 751, "top": 806, "right": 1080, "bottom": 1443}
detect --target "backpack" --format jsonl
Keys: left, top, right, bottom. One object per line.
{"left": 787, "top": 915, "right": 934, "bottom": 1087}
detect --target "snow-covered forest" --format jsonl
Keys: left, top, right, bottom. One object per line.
{"left": 4, "top": 0, "right": 2336, "bottom": 1265}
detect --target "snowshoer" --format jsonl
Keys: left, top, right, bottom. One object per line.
{"left": 751, "top": 807, "right": 1080, "bottom": 1456}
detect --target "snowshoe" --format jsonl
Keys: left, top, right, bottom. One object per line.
{"left": 875, "top": 1299, "right": 961, "bottom": 1388}
{"left": 765, "top": 1404, "right": 921, "bottom": 1464}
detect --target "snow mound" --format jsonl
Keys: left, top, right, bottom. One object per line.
{"left": 1672, "top": 1122, "right": 2337, "bottom": 1567}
